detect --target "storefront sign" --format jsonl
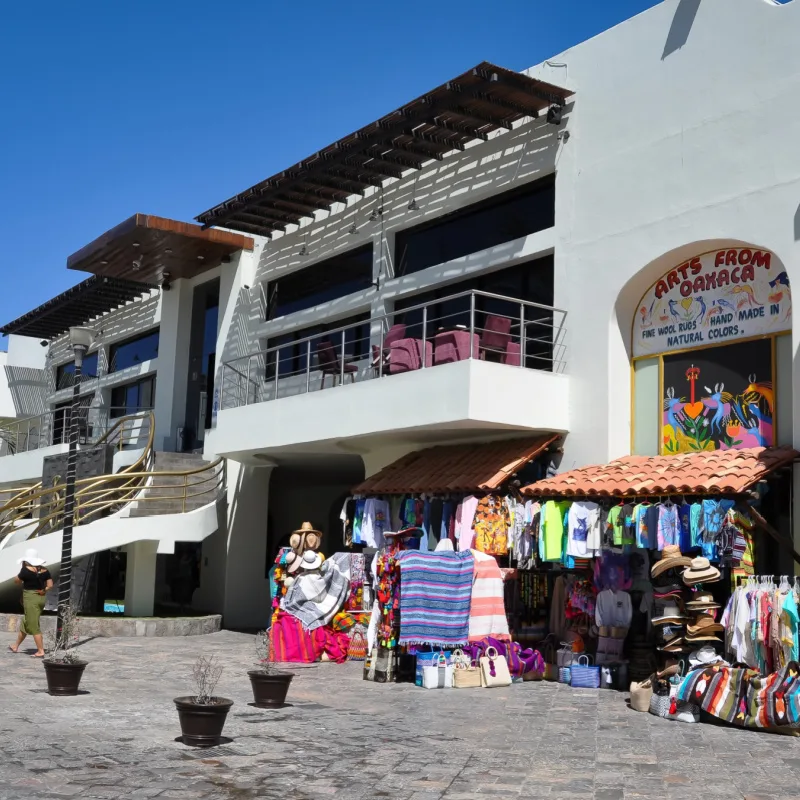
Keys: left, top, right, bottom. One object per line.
{"left": 633, "top": 247, "right": 790, "bottom": 357}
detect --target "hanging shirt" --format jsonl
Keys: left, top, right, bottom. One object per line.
{"left": 690, "top": 503, "right": 703, "bottom": 547}
{"left": 361, "top": 498, "right": 390, "bottom": 549}
{"left": 473, "top": 494, "right": 510, "bottom": 555}
{"left": 595, "top": 589, "right": 633, "bottom": 628}
{"left": 634, "top": 503, "right": 654, "bottom": 549}
{"left": 567, "top": 501, "right": 600, "bottom": 558}
{"left": 340, "top": 498, "right": 355, "bottom": 546}
{"left": 542, "top": 500, "right": 570, "bottom": 562}
{"left": 440, "top": 500, "right": 454, "bottom": 541}
{"left": 353, "top": 498, "right": 367, "bottom": 545}
{"left": 621, "top": 503, "right": 636, "bottom": 546}
{"left": 657, "top": 504, "right": 680, "bottom": 550}
{"left": 607, "top": 505, "right": 622, "bottom": 546}
{"left": 455, "top": 496, "right": 479, "bottom": 551}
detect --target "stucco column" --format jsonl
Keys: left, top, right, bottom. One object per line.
{"left": 123, "top": 540, "right": 158, "bottom": 617}
{"left": 222, "top": 460, "right": 274, "bottom": 628}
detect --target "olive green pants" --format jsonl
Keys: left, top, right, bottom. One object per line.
{"left": 20, "top": 590, "right": 46, "bottom": 636}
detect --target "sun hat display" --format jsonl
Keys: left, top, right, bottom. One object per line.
{"left": 651, "top": 545, "right": 693, "bottom": 578}
{"left": 300, "top": 550, "right": 323, "bottom": 570}
{"left": 682, "top": 557, "right": 721, "bottom": 585}
{"left": 17, "top": 548, "right": 45, "bottom": 567}
{"left": 652, "top": 603, "right": 688, "bottom": 625}
{"left": 686, "top": 615, "right": 724, "bottom": 636}
{"left": 289, "top": 522, "right": 322, "bottom": 552}
{"left": 685, "top": 591, "right": 721, "bottom": 610}
{"left": 286, "top": 551, "right": 303, "bottom": 574}
{"left": 689, "top": 645, "right": 725, "bottom": 667}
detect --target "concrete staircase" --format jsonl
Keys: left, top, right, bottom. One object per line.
{"left": 128, "top": 452, "right": 220, "bottom": 517}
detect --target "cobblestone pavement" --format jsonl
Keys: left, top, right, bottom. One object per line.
{"left": 0, "top": 630, "right": 798, "bottom": 800}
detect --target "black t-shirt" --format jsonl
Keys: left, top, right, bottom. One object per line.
{"left": 18, "top": 567, "right": 50, "bottom": 591}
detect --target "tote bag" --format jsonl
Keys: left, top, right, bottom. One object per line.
{"left": 570, "top": 655, "right": 601, "bottom": 689}
{"left": 453, "top": 659, "right": 482, "bottom": 689}
{"left": 422, "top": 652, "right": 454, "bottom": 689}
{"left": 480, "top": 646, "right": 512, "bottom": 688}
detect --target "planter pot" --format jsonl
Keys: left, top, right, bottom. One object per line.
{"left": 174, "top": 696, "right": 233, "bottom": 748}
{"left": 43, "top": 660, "right": 87, "bottom": 696}
{"left": 247, "top": 670, "right": 294, "bottom": 708}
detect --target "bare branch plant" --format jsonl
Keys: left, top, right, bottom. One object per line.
{"left": 191, "top": 655, "right": 223, "bottom": 704}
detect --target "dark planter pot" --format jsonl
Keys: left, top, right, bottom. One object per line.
{"left": 247, "top": 670, "right": 294, "bottom": 708}
{"left": 174, "top": 696, "right": 233, "bottom": 748}
{"left": 43, "top": 660, "right": 87, "bottom": 696}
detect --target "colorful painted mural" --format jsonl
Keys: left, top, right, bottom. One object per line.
{"left": 633, "top": 247, "right": 790, "bottom": 357}
{"left": 661, "top": 339, "right": 774, "bottom": 454}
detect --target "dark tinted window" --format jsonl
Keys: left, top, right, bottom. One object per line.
{"left": 266, "top": 245, "right": 373, "bottom": 320}
{"left": 394, "top": 256, "right": 555, "bottom": 369}
{"left": 55, "top": 352, "right": 99, "bottom": 389}
{"left": 395, "top": 176, "right": 555, "bottom": 277}
{"left": 266, "top": 313, "right": 370, "bottom": 379}
{"left": 110, "top": 376, "right": 156, "bottom": 418}
{"left": 109, "top": 329, "right": 160, "bottom": 372}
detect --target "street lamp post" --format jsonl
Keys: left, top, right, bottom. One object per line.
{"left": 57, "top": 326, "right": 95, "bottom": 637}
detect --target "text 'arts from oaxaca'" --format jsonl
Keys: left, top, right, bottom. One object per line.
{"left": 631, "top": 247, "right": 790, "bottom": 455}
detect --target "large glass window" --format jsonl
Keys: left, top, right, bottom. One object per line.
{"left": 55, "top": 351, "right": 99, "bottom": 389}
{"left": 393, "top": 256, "right": 555, "bottom": 369}
{"left": 266, "top": 313, "right": 370, "bottom": 379}
{"left": 265, "top": 245, "right": 373, "bottom": 320}
{"left": 395, "top": 176, "right": 555, "bottom": 277}
{"left": 110, "top": 376, "right": 156, "bottom": 418}
{"left": 109, "top": 329, "right": 160, "bottom": 372}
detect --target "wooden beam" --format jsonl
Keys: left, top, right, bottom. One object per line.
{"left": 320, "top": 167, "right": 384, "bottom": 189}
{"left": 471, "top": 66, "right": 568, "bottom": 105}
{"left": 440, "top": 104, "right": 514, "bottom": 131}
{"left": 425, "top": 115, "right": 489, "bottom": 142}
{"left": 447, "top": 81, "right": 541, "bottom": 117}
{"left": 381, "top": 139, "right": 443, "bottom": 162}
{"left": 404, "top": 127, "right": 465, "bottom": 151}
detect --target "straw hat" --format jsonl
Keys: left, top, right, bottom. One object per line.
{"left": 689, "top": 645, "right": 723, "bottom": 666}
{"left": 289, "top": 522, "right": 322, "bottom": 551}
{"left": 658, "top": 633, "right": 686, "bottom": 652}
{"left": 685, "top": 591, "right": 721, "bottom": 610}
{"left": 300, "top": 550, "right": 323, "bottom": 570}
{"left": 652, "top": 603, "right": 688, "bottom": 625}
{"left": 682, "top": 557, "right": 721, "bottom": 585}
{"left": 286, "top": 551, "right": 303, "bottom": 574}
{"left": 17, "top": 548, "right": 45, "bottom": 567}
{"left": 651, "top": 545, "right": 692, "bottom": 578}
{"left": 686, "top": 615, "right": 724, "bottom": 636}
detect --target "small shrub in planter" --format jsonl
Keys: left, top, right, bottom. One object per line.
{"left": 43, "top": 603, "right": 87, "bottom": 696}
{"left": 174, "top": 655, "right": 233, "bottom": 748}
{"left": 248, "top": 629, "right": 294, "bottom": 708}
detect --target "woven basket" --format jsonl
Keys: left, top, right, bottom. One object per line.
{"left": 347, "top": 630, "right": 368, "bottom": 662}
{"left": 629, "top": 678, "right": 653, "bottom": 712}
{"left": 453, "top": 661, "right": 483, "bottom": 688}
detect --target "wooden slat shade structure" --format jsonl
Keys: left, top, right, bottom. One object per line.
{"left": 352, "top": 435, "right": 559, "bottom": 496}
{"left": 0, "top": 275, "right": 157, "bottom": 341}
{"left": 196, "top": 62, "right": 573, "bottom": 238}
{"left": 67, "top": 214, "right": 255, "bottom": 285}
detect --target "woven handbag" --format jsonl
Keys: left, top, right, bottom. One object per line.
{"left": 347, "top": 630, "right": 368, "bottom": 662}
{"left": 558, "top": 666, "right": 572, "bottom": 685}
{"left": 479, "top": 647, "right": 512, "bottom": 688}
{"left": 629, "top": 677, "right": 653, "bottom": 712}
{"left": 570, "top": 655, "right": 600, "bottom": 689}
{"left": 453, "top": 659, "right": 483, "bottom": 689}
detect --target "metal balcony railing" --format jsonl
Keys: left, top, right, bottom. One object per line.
{"left": 219, "top": 289, "right": 567, "bottom": 410}
{"left": 0, "top": 407, "right": 153, "bottom": 457}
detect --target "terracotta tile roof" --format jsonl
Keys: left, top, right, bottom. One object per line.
{"left": 354, "top": 435, "right": 559, "bottom": 495}
{"left": 522, "top": 446, "right": 798, "bottom": 498}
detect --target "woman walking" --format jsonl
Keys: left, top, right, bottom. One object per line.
{"left": 9, "top": 548, "right": 53, "bottom": 657}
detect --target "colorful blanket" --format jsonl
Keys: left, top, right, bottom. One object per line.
{"left": 282, "top": 556, "right": 349, "bottom": 631}
{"left": 677, "top": 661, "right": 800, "bottom": 729}
{"left": 397, "top": 550, "right": 475, "bottom": 647}
{"left": 468, "top": 550, "right": 510, "bottom": 642}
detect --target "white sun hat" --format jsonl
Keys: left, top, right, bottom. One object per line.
{"left": 17, "top": 548, "right": 46, "bottom": 567}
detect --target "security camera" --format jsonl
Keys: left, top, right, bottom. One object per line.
{"left": 161, "top": 272, "right": 171, "bottom": 292}
{"left": 40, "top": 340, "right": 48, "bottom": 347}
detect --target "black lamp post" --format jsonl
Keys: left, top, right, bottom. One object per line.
{"left": 57, "top": 326, "right": 94, "bottom": 636}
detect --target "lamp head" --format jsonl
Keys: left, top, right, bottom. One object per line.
{"left": 68, "top": 326, "right": 95, "bottom": 353}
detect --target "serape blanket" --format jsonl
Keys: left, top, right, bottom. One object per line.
{"left": 282, "top": 556, "right": 349, "bottom": 631}
{"left": 468, "top": 550, "right": 511, "bottom": 643}
{"left": 397, "top": 550, "right": 474, "bottom": 647}
{"left": 677, "top": 661, "right": 800, "bottom": 729}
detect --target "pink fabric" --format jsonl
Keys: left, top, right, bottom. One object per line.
{"left": 388, "top": 338, "right": 433, "bottom": 373}
{"left": 456, "top": 495, "right": 479, "bottom": 551}
{"left": 312, "top": 628, "right": 351, "bottom": 664}
{"left": 272, "top": 611, "right": 318, "bottom": 663}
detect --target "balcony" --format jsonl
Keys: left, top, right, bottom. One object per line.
{"left": 212, "top": 290, "right": 569, "bottom": 460}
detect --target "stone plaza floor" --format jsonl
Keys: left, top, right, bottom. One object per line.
{"left": 0, "top": 630, "right": 798, "bottom": 800}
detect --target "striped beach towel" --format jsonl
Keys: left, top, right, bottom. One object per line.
{"left": 397, "top": 550, "right": 474, "bottom": 647}
{"left": 469, "top": 550, "right": 510, "bottom": 643}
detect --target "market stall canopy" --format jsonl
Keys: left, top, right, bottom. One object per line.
{"left": 353, "top": 435, "right": 559, "bottom": 495}
{"left": 522, "top": 446, "right": 799, "bottom": 498}
{"left": 196, "top": 62, "right": 573, "bottom": 238}
{"left": 67, "top": 214, "right": 254, "bottom": 285}
{"left": 0, "top": 275, "right": 157, "bottom": 341}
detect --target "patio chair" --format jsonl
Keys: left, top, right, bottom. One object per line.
{"left": 316, "top": 339, "right": 358, "bottom": 389}
{"left": 371, "top": 323, "right": 407, "bottom": 375}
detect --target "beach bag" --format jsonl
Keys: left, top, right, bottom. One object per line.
{"left": 557, "top": 644, "right": 575, "bottom": 668}
{"left": 415, "top": 650, "right": 453, "bottom": 686}
{"left": 453, "top": 659, "right": 483, "bottom": 689}
{"left": 570, "top": 655, "right": 601, "bottom": 689}
{"left": 649, "top": 679, "right": 673, "bottom": 718}
{"left": 558, "top": 666, "right": 572, "bottom": 685}
{"left": 422, "top": 652, "right": 454, "bottom": 689}
{"left": 364, "top": 646, "right": 397, "bottom": 683}
{"left": 630, "top": 677, "right": 653, "bottom": 712}
{"left": 480, "top": 646, "right": 512, "bottom": 688}
{"left": 347, "top": 629, "right": 368, "bottom": 662}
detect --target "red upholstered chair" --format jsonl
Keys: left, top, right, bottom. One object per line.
{"left": 388, "top": 338, "right": 433, "bottom": 373}
{"left": 371, "top": 324, "right": 407, "bottom": 375}
{"left": 434, "top": 330, "right": 480, "bottom": 365}
{"left": 316, "top": 339, "right": 358, "bottom": 389}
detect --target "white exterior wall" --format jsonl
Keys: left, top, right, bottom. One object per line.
{"left": 0, "top": 354, "right": 14, "bottom": 419}
{"left": 526, "top": 0, "right": 800, "bottom": 468}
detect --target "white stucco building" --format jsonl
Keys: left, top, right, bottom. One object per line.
{"left": 1, "top": 0, "right": 798, "bottom": 627}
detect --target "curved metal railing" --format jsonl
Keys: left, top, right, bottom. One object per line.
{"left": 0, "top": 411, "right": 225, "bottom": 547}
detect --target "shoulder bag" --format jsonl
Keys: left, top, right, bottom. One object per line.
{"left": 453, "top": 658, "right": 483, "bottom": 689}
{"left": 422, "top": 652, "right": 454, "bottom": 689}
{"left": 570, "top": 655, "right": 600, "bottom": 689}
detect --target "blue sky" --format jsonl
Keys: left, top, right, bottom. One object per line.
{"left": 0, "top": 0, "right": 660, "bottom": 332}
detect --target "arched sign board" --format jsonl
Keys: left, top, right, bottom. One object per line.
{"left": 632, "top": 247, "right": 791, "bottom": 358}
